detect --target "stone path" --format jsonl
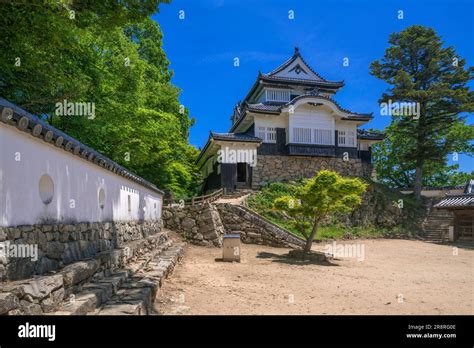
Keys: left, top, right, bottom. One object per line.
{"left": 214, "top": 193, "right": 251, "bottom": 205}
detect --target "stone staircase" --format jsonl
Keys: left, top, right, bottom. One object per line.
{"left": 51, "top": 241, "right": 185, "bottom": 315}
{"left": 422, "top": 206, "right": 453, "bottom": 242}
{"left": 1, "top": 229, "right": 186, "bottom": 315}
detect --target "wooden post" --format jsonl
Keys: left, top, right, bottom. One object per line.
{"left": 191, "top": 197, "right": 195, "bottom": 206}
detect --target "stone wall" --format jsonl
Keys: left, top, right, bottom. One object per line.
{"left": 0, "top": 219, "right": 169, "bottom": 315}
{"left": 216, "top": 204, "right": 305, "bottom": 248}
{"left": 162, "top": 203, "right": 224, "bottom": 247}
{"left": 0, "top": 220, "right": 163, "bottom": 281}
{"left": 252, "top": 155, "right": 372, "bottom": 187}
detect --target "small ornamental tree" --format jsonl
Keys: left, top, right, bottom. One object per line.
{"left": 274, "top": 170, "right": 368, "bottom": 252}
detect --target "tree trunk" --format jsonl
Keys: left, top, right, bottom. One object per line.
{"left": 304, "top": 220, "right": 319, "bottom": 253}
{"left": 414, "top": 161, "right": 423, "bottom": 201}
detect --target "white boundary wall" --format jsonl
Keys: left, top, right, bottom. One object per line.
{"left": 0, "top": 123, "right": 162, "bottom": 227}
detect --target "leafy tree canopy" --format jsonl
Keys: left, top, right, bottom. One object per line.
{"left": 274, "top": 170, "right": 367, "bottom": 252}
{"left": 0, "top": 0, "right": 200, "bottom": 197}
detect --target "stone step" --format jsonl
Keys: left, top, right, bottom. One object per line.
{"left": 48, "top": 240, "right": 178, "bottom": 316}
{"left": 95, "top": 243, "right": 186, "bottom": 315}
{"left": 51, "top": 270, "right": 129, "bottom": 315}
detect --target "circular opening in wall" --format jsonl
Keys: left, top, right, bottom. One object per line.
{"left": 98, "top": 188, "right": 105, "bottom": 209}
{"left": 39, "top": 174, "right": 54, "bottom": 205}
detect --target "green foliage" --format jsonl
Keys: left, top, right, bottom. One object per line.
{"left": 247, "top": 177, "right": 420, "bottom": 244}
{"left": 247, "top": 181, "right": 298, "bottom": 212}
{"left": 273, "top": 170, "right": 367, "bottom": 251}
{"left": 0, "top": 1, "right": 199, "bottom": 197}
{"left": 370, "top": 25, "right": 474, "bottom": 197}
{"left": 373, "top": 123, "right": 474, "bottom": 188}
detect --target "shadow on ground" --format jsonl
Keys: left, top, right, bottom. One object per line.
{"left": 256, "top": 251, "right": 339, "bottom": 266}
{"left": 430, "top": 241, "right": 474, "bottom": 250}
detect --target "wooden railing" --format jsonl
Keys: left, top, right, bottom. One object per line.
{"left": 164, "top": 188, "right": 223, "bottom": 207}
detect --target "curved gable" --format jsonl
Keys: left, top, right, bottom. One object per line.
{"left": 269, "top": 56, "right": 322, "bottom": 81}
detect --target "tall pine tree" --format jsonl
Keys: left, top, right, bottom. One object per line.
{"left": 370, "top": 25, "right": 474, "bottom": 200}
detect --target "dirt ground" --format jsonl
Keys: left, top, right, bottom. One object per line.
{"left": 154, "top": 239, "right": 473, "bottom": 315}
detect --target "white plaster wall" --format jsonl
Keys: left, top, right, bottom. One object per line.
{"left": 289, "top": 105, "right": 335, "bottom": 144}
{"left": 0, "top": 124, "right": 162, "bottom": 227}
{"left": 254, "top": 114, "right": 287, "bottom": 131}
{"left": 336, "top": 120, "right": 357, "bottom": 133}
{"left": 254, "top": 114, "right": 289, "bottom": 144}
{"left": 215, "top": 141, "right": 258, "bottom": 165}
{"left": 336, "top": 121, "right": 358, "bottom": 148}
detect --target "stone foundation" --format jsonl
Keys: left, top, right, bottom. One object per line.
{"left": 253, "top": 155, "right": 373, "bottom": 187}
{"left": 0, "top": 220, "right": 163, "bottom": 281}
{"left": 162, "top": 203, "right": 224, "bottom": 247}
{"left": 162, "top": 202, "right": 305, "bottom": 249}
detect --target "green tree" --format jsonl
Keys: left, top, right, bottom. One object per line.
{"left": 372, "top": 123, "right": 474, "bottom": 188}
{"left": 274, "top": 170, "right": 367, "bottom": 252}
{"left": 0, "top": 1, "right": 200, "bottom": 197}
{"left": 370, "top": 25, "right": 474, "bottom": 199}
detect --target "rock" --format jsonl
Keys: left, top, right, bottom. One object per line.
{"left": 175, "top": 211, "right": 186, "bottom": 219}
{"left": 0, "top": 228, "right": 6, "bottom": 242}
{"left": 35, "top": 256, "right": 59, "bottom": 274}
{"left": 195, "top": 233, "right": 203, "bottom": 241}
{"left": 15, "top": 274, "right": 64, "bottom": 300}
{"left": 181, "top": 217, "right": 196, "bottom": 230}
{"left": 6, "top": 258, "right": 36, "bottom": 280}
{"left": 62, "top": 259, "right": 100, "bottom": 287}
{"left": 0, "top": 292, "right": 20, "bottom": 314}
{"left": 17, "top": 300, "right": 43, "bottom": 315}
{"left": 7, "top": 228, "right": 21, "bottom": 240}
{"left": 61, "top": 241, "right": 81, "bottom": 264}
{"left": 0, "top": 264, "right": 5, "bottom": 281}
{"left": 42, "top": 225, "right": 53, "bottom": 232}
{"left": 162, "top": 209, "right": 173, "bottom": 220}
{"left": 198, "top": 224, "right": 215, "bottom": 234}
{"left": 45, "top": 241, "right": 65, "bottom": 259}
{"left": 202, "top": 230, "right": 219, "bottom": 240}
{"left": 40, "top": 287, "right": 65, "bottom": 313}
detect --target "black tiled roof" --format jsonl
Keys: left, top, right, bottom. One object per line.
{"left": 245, "top": 103, "right": 282, "bottom": 113}
{"left": 243, "top": 95, "right": 373, "bottom": 119}
{"left": 357, "top": 129, "right": 385, "bottom": 140}
{"left": 434, "top": 194, "right": 474, "bottom": 208}
{"left": 242, "top": 48, "right": 344, "bottom": 105}
{"left": 210, "top": 132, "right": 262, "bottom": 143}
{"left": 264, "top": 47, "right": 343, "bottom": 87}
{"left": 292, "top": 94, "right": 373, "bottom": 118}
{"left": 0, "top": 98, "right": 164, "bottom": 195}
{"left": 261, "top": 75, "right": 344, "bottom": 88}
{"left": 433, "top": 180, "right": 474, "bottom": 209}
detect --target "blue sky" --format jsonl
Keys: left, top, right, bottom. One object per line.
{"left": 153, "top": 0, "right": 474, "bottom": 172}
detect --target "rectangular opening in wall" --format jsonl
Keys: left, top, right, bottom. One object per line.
{"left": 128, "top": 195, "right": 131, "bottom": 212}
{"left": 265, "top": 89, "right": 290, "bottom": 102}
